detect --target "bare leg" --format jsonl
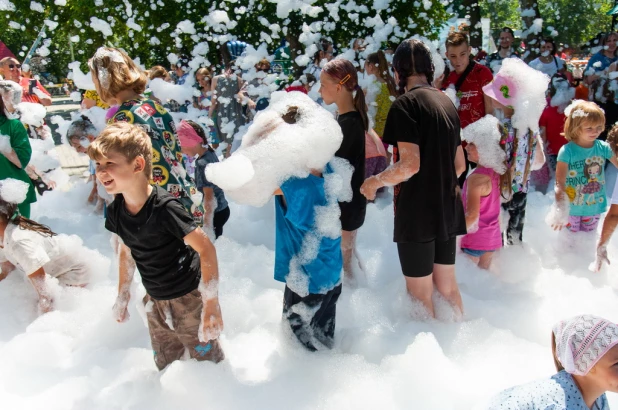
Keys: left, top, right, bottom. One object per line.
{"left": 478, "top": 251, "right": 494, "bottom": 270}
{"left": 405, "top": 275, "right": 435, "bottom": 318}
{"left": 432, "top": 263, "right": 463, "bottom": 316}
{"left": 464, "top": 254, "right": 480, "bottom": 266}
{"left": 341, "top": 229, "right": 358, "bottom": 282}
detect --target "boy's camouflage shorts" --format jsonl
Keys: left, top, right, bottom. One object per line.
{"left": 144, "top": 289, "right": 224, "bottom": 370}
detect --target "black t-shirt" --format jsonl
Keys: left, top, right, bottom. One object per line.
{"left": 336, "top": 111, "right": 367, "bottom": 231}
{"left": 105, "top": 186, "right": 201, "bottom": 300}
{"left": 382, "top": 85, "right": 467, "bottom": 243}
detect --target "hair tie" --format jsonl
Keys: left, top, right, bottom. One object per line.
{"left": 339, "top": 74, "right": 351, "bottom": 85}
{"left": 354, "top": 84, "right": 361, "bottom": 91}
{"left": 9, "top": 211, "right": 19, "bottom": 221}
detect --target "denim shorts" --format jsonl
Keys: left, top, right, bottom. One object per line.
{"left": 461, "top": 248, "right": 494, "bottom": 257}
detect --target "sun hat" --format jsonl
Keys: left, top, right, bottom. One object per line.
{"left": 482, "top": 72, "right": 517, "bottom": 107}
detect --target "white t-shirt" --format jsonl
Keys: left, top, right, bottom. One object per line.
{"left": 529, "top": 57, "right": 565, "bottom": 77}
{"left": 0, "top": 224, "right": 88, "bottom": 286}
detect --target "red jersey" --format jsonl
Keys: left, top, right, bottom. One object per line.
{"left": 443, "top": 63, "right": 493, "bottom": 129}
{"left": 539, "top": 103, "right": 567, "bottom": 155}
{"left": 19, "top": 77, "right": 51, "bottom": 104}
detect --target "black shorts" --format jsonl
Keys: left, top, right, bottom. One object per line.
{"left": 397, "top": 237, "right": 457, "bottom": 278}
{"left": 339, "top": 200, "right": 366, "bottom": 232}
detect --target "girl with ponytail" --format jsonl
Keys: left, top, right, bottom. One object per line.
{"left": 0, "top": 179, "right": 90, "bottom": 314}
{"left": 319, "top": 59, "right": 368, "bottom": 284}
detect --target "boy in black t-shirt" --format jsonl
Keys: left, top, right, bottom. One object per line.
{"left": 88, "top": 122, "right": 224, "bottom": 370}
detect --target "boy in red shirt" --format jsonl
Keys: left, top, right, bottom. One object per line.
{"left": 443, "top": 32, "right": 494, "bottom": 186}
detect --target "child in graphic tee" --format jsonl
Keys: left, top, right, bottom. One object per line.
{"left": 550, "top": 100, "right": 618, "bottom": 233}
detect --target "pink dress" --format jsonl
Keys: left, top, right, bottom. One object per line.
{"left": 461, "top": 166, "right": 502, "bottom": 251}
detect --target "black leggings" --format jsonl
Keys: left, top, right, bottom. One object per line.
{"left": 213, "top": 206, "right": 230, "bottom": 239}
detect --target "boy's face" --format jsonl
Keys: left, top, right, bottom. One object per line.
{"left": 69, "top": 135, "right": 96, "bottom": 154}
{"left": 446, "top": 43, "right": 471, "bottom": 75}
{"left": 94, "top": 149, "right": 144, "bottom": 195}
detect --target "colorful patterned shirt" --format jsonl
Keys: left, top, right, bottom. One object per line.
{"left": 109, "top": 99, "right": 205, "bottom": 225}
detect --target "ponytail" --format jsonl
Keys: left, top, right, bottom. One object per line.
{"left": 353, "top": 86, "right": 369, "bottom": 132}
{"left": 367, "top": 50, "right": 398, "bottom": 98}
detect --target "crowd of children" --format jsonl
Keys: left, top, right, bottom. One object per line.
{"left": 1, "top": 32, "right": 618, "bottom": 406}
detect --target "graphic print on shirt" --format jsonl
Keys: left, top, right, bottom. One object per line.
{"left": 566, "top": 156, "right": 606, "bottom": 206}
{"left": 111, "top": 99, "right": 206, "bottom": 226}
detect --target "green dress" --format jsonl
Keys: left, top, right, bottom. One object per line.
{"left": 0, "top": 116, "right": 36, "bottom": 218}
{"left": 109, "top": 99, "right": 205, "bottom": 225}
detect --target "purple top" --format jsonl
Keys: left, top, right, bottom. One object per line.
{"left": 461, "top": 166, "right": 502, "bottom": 251}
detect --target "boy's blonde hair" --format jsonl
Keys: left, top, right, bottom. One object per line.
{"left": 88, "top": 47, "right": 148, "bottom": 105}
{"left": 88, "top": 122, "right": 153, "bottom": 178}
{"left": 607, "top": 123, "right": 618, "bottom": 157}
{"left": 563, "top": 100, "right": 606, "bottom": 141}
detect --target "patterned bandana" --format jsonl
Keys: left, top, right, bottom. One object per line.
{"left": 553, "top": 315, "right": 618, "bottom": 375}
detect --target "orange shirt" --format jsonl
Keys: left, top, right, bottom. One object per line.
{"left": 19, "top": 77, "right": 51, "bottom": 103}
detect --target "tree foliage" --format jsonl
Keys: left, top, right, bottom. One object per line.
{"left": 0, "top": 0, "right": 452, "bottom": 80}
{"left": 479, "top": 0, "right": 614, "bottom": 55}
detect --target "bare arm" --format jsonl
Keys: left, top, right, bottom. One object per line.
{"left": 594, "top": 204, "right": 618, "bottom": 271}
{"left": 455, "top": 145, "right": 466, "bottom": 177}
{"left": 0, "top": 261, "right": 15, "bottom": 281}
{"left": 113, "top": 241, "right": 136, "bottom": 322}
{"left": 184, "top": 228, "right": 223, "bottom": 342}
{"left": 551, "top": 161, "right": 569, "bottom": 230}
{"left": 465, "top": 174, "right": 492, "bottom": 233}
{"left": 539, "top": 126, "right": 547, "bottom": 145}
{"left": 483, "top": 93, "right": 493, "bottom": 116}
{"left": 2, "top": 149, "right": 22, "bottom": 168}
{"left": 28, "top": 267, "right": 54, "bottom": 314}
{"left": 202, "top": 187, "right": 216, "bottom": 234}
{"left": 360, "top": 141, "right": 420, "bottom": 201}
{"left": 81, "top": 98, "right": 97, "bottom": 110}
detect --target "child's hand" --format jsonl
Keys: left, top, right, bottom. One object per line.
{"left": 112, "top": 294, "right": 130, "bottom": 323}
{"left": 38, "top": 296, "right": 54, "bottom": 315}
{"left": 199, "top": 298, "right": 223, "bottom": 343}
{"left": 551, "top": 222, "right": 565, "bottom": 231}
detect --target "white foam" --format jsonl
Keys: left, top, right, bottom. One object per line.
{"left": 206, "top": 91, "right": 343, "bottom": 207}
{"left": 462, "top": 115, "right": 507, "bottom": 174}
{"left": 0, "top": 178, "right": 29, "bottom": 204}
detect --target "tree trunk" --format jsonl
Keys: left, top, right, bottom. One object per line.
{"left": 462, "top": 0, "right": 482, "bottom": 49}
{"left": 519, "top": 0, "right": 543, "bottom": 62}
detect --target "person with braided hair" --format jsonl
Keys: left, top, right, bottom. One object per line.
{"left": 360, "top": 39, "right": 467, "bottom": 319}
{"left": 320, "top": 59, "right": 368, "bottom": 285}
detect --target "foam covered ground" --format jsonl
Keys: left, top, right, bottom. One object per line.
{"left": 1, "top": 178, "right": 617, "bottom": 409}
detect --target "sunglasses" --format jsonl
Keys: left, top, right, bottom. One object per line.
{"left": 8, "top": 64, "right": 21, "bottom": 70}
